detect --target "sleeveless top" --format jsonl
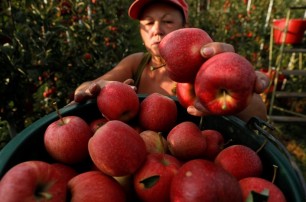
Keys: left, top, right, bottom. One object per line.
{"left": 133, "top": 52, "right": 151, "bottom": 88}
{"left": 132, "top": 52, "right": 177, "bottom": 95}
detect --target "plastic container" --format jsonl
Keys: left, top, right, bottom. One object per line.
{"left": 0, "top": 95, "right": 305, "bottom": 201}
{"left": 273, "top": 18, "right": 306, "bottom": 44}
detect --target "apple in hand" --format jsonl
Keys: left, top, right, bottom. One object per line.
{"left": 134, "top": 153, "right": 182, "bottom": 202}
{"left": 176, "top": 82, "right": 197, "bottom": 108}
{"left": 214, "top": 144, "right": 263, "bottom": 180}
{"left": 97, "top": 81, "right": 139, "bottom": 122}
{"left": 0, "top": 161, "right": 67, "bottom": 201}
{"left": 167, "top": 121, "right": 207, "bottom": 161}
{"left": 194, "top": 52, "right": 256, "bottom": 115}
{"left": 201, "top": 129, "right": 225, "bottom": 160}
{"left": 239, "top": 177, "right": 286, "bottom": 202}
{"left": 139, "top": 130, "right": 168, "bottom": 154}
{"left": 170, "top": 159, "right": 243, "bottom": 202}
{"left": 138, "top": 93, "right": 177, "bottom": 132}
{"left": 68, "top": 171, "right": 126, "bottom": 202}
{"left": 44, "top": 115, "right": 92, "bottom": 164}
{"left": 159, "top": 28, "right": 213, "bottom": 82}
{"left": 88, "top": 120, "right": 147, "bottom": 176}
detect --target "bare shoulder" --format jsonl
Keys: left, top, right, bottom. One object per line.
{"left": 100, "top": 52, "right": 146, "bottom": 81}
{"left": 118, "top": 52, "right": 146, "bottom": 70}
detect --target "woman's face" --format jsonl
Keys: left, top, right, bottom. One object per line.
{"left": 139, "top": 3, "right": 185, "bottom": 57}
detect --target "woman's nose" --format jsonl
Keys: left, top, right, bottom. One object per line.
{"left": 152, "top": 21, "right": 164, "bottom": 36}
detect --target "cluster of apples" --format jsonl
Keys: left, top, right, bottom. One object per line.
{"left": 0, "top": 81, "right": 286, "bottom": 201}
{"left": 159, "top": 28, "right": 257, "bottom": 115}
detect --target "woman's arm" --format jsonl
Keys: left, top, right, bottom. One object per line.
{"left": 74, "top": 52, "right": 144, "bottom": 102}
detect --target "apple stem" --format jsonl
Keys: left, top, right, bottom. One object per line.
{"left": 38, "top": 192, "right": 53, "bottom": 200}
{"left": 199, "top": 116, "right": 204, "bottom": 130}
{"left": 223, "top": 139, "right": 233, "bottom": 147}
{"left": 256, "top": 139, "right": 267, "bottom": 153}
{"left": 272, "top": 165, "right": 278, "bottom": 184}
{"left": 158, "top": 132, "right": 165, "bottom": 154}
{"left": 222, "top": 90, "right": 227, "bottom": 110}
{"left": 53, "top": 102, "right": 64, "bottom": 125}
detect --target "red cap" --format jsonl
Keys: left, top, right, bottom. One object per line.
{"left": 128, "top": 0, "right": 189, "bottom": 22}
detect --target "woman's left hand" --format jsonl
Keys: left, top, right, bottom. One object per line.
{"left": 187, "top": 42, "right": 270, "bottom": 117}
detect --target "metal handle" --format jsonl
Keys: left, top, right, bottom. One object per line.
{"left": 247, "top": 116, "right": 306, "bottom": 197}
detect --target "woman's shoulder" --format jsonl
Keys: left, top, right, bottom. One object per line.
{"left": 122, "top": 52, "right": 146, "bottom": 62}
{"left": 118, "top": 52, "right": 148, "bottom": 70}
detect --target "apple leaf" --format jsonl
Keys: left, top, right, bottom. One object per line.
{"left": 139, "top": 175, "right": 160, "bottom": 189}
{"left": 246, "top": 189, "right": 269, "bottom": 202}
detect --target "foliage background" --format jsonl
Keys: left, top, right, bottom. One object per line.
{"left": 0, "top": 0, "right": 305, "bottom": 177}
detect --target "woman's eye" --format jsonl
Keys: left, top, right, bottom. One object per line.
{"left": 143, "top": 22, "right": 152, "bottom": 26}
{"left": 143, "top": 20, "right": 153, "bottom": 24}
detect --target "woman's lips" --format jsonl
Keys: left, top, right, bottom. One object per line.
{"left": 152, "top": 41, "right": 160, "bottom": 46}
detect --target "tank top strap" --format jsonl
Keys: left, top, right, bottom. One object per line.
{"left": 133, "top": 52, "right": 151, "bottom": 88}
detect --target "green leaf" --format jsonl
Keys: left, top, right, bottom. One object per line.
{"left": 139, "top": 175, "right": 160, "bottom": 189}
{"left": 246, "top": 189, "right": 269, "bottom": 202}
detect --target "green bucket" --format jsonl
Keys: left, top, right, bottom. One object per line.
{"left": 0, "top": 95, "right": 305, "bottom": 201}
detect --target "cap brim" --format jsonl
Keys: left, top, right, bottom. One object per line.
{"left": 128, "top": 0, "right": 153, "bottom": 20}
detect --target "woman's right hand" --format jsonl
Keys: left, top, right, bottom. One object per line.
{"left": 73, "top": 79, "right": 136, "bottom": 103}
{"left": 73, "top": 81, "right": 98, "bottom": 103}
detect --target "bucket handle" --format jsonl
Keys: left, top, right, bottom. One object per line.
{"left": 247, "top": 117, "right": 299, "bottom": 163}
{"left": 247, "top": 117, "right": 306, "bottom": 196}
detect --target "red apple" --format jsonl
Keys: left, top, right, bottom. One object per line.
{"left": 214, "top": 144, "right": 263, "bottom": 180}
{"left": 44, "top": 115, "right": 92, "bottom": 164}
{"left": 0, "top": 161, "right": 67, "bottom": 201}
{"left": 201, "top": 129, "right": 225, "bottom": 160}
{"left": 138, "top": 93, "right": 178, "bottom": 132}
{"left": 68, "top": 171, "right": 126, "bottom": 202}
{"left": 194, "top": 52, "right": 256, "bottom": 115}
{"left": 51, "top": 163, "right": 78, "bottom": 183}
{"left": 89, "top": 117, "right": 108, "bottom": 133}
{"left": 134, "top": 153, "right": 182, "bottom": 202}
{"left": 167, "top": 121, "right": 207, "bottom": 161}
{"left": 139, "top": 130, "right": 168, "bottom": 154}
{"left": 176, "top": 82, "right": 197, "bottom": 108}
{"left": 239, "top": 177, "right": 286, "bottom": 202}
{"left": 159, "top": 28, "right": 213, "bottom": 82}
{"left": 170, "top": 159, "right": 243, "bottom": 202}
{"left": 97, "top": 81, "right": 139, "bottom": 122}
{"left": 88, "top": 120, "right": 147, "bottom": 176}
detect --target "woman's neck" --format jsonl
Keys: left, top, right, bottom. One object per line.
{"left": 150, "top": 55, "right": 166, "bottom": 71}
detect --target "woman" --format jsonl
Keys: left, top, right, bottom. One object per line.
{"left": 73, "top": 0, "right": 269, "bottom": 122}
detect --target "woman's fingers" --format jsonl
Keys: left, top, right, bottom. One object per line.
{"left": 254, "top": 71, "right": 270, "bottom": 94}
{"left": 124, "top": 79, "right": 137, "bottom": 92}
{"left": 200, "top": 42, "right": 235, "bottom": 58}
{"left": 123, "top": 78, "right": 135, "bottom": 85}
{"left": 187, "top": 98, "right": 211, "bottom": 117}
{"left": 200, "top": 43, "right": 270, "bottom": 94}
{"left": 88, "top": 82, "right": 102, "bottom": 96}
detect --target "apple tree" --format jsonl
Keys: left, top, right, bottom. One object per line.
{"left": 0, "top": 0, "right": 142, "bottom": 138}
{"left": 0, "top": 0, "right": 304, "bottom": 150}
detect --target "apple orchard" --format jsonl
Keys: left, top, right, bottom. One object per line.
{"left": 0, "top": 0, "right": 305, "bottom": 190}
{"left": 1, "top": 0, "right": 305, "bottom": 138}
